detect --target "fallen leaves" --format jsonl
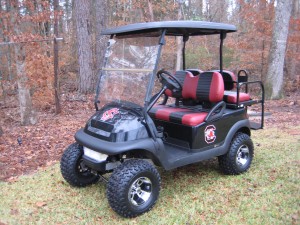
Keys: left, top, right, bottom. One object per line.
{"left": 292, "top": 214, "right": 299, "bottom": 224}
{"left": 36, "top": 202, "right": 47, "bottom": 208}
{"left": 10, "top": 208, "right": 19, "bottom": 215}
{"left": 0, "top": 97, "right": 95, "bottom": 181}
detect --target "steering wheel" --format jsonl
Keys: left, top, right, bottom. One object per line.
{"left": 156, "top": 70, "right": 182, "bottom": 91}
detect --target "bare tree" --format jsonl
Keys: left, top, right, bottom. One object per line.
{"left": 15, "top": 44, "right": 37, "bottom": 125}
{"left": 3, "top": 0, "right": 13, "bottom": 81}
{"left": 285, "top": 0, "right": 300, "bottom": 82}
{"left": 176, "top": 0, "right": 185, "bottom": 71}
{"left": 12, "top": 2, "right": 37, "bottom": 125}
{"left": 53, "top": 0, "right": 61, "bottom": 114}
{"left": 74, "top": 0, "right": 94, "bottom": 93}
{"left": 265, "top": 0, "right": 293, "bottom": 99}
{"left": 147, "top": 0, "right": 154, "bottom": 21}
{"left": 94, "top": 0, "right": 108, "bottom": 78}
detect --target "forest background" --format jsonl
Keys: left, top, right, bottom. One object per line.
{"left": 0, "top": 0, "right": 299, "bottom": 126}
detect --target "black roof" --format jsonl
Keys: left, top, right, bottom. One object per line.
{"left": 102, "top": 21, "right": 237, "bottom": 36}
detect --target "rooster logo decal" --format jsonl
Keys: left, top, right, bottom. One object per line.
{"left": 205, "top": 125, "right": 216, "bottom": 144}
{"left": 101, "top": 108, "right": 119, "bottom": 121}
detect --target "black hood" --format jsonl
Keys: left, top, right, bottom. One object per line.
{"left": 84, "top": 102, "right": 149, "bottom": 142}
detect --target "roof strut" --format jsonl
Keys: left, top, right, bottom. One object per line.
{"left": 220, "top": 32, "right": 226, "bottom": 75}
{"left": 182, "top": 36, "right": 189, "bottom": 70}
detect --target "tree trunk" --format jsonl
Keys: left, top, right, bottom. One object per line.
{"left": 53, "top": 0, "right": 61, "bottom": 114}
{"left": 147, "top": 0, "right": 154, "bottom": 21}
{"left": 198, "top": 0, "right": 203, "bottom": 19}
{"left": 265, "top": 0, "right": 293, "bottom": 99}
{"left": 95, "top": 0, "right": 108, "bottom": 80}
{"left": 65, "top": 0, "right": 72, "bottom": 33}
{"left": 15, "top": 44, "right": 37, "bottom": 125}
{"left": 4, "top": 0, "right": 13, "bottom": 81}
{"left": 11, "top": 1, "right": 37, "bottom": 125}
{"left": 292, "top": 0, "right": 299, "bottom": 17}
{"left": 176, "top": 1, "right": 184, "bottom": 71}
{"left": 74, "top": 0, "right": 94, "bottom": 93}
{"left": 0, "top": 125, "right": 3, "bottom": 136}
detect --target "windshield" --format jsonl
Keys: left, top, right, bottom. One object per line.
{"left": 97, "top": 35, "right": 160, "bottom": 107}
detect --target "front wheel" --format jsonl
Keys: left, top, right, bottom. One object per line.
{"left": 106, "top": 159, "right": 161, "bottom": 218}
{"left": 60, "top": 143, "right": 100, "bottom": 187}
{"left": 218, "top": 132, "right": 254, "bottom": 175}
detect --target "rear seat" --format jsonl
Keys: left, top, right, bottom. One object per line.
{"left": 223, "top": 91, "right": 250, "bottom": 104}
{"left": 216, "top": 70, "right": 251, "bottom": 104}
{"left": 186, "top": 69, "right": 251, "bottom": 104}
{"left": 149, "top": 71, "right": 224, "bottom": 126}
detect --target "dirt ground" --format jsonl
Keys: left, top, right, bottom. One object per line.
{"left": 0, "top": 92, "right": 299, "bottom": 181}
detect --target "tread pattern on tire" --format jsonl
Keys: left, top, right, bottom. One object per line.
{"left": 60, "top": 143, "right": 99, "bottom": 187}
{"left": 218, "top": 132, "right": 254, "bottom": 175}
{"left": 107, "top": 159, "right": 161, "bottom": 218}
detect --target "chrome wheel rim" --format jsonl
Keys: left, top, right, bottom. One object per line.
{"left": 236, "top": 144, "right": 250, "bottom": 166}
{"left": 128, "top": 177, "right": 152, "bottom": 206}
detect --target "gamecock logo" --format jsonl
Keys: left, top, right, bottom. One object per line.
{"left": 205, "top": 125, "right": 216, "bottom": 144}
{"left": 101, "top": 108, "right": 119, "bottom": 121}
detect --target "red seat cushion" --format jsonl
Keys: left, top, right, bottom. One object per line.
{"left": 149, "top": 105, "right": 207, "bottom": 126}
{"left": 223, "top": 91, "right": 251, "bottom": 103}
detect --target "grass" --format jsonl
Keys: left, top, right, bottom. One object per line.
{"left": 0, "top": 127, "right": 299, "bottom": 225}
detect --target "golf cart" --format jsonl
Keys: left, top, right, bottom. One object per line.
{"left": 60, "top": 21, "right": 264, "bottom": 218}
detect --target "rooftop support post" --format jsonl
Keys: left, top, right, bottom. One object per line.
{"left": 182, "top": 35, "right": 189, "bottom": 70}
{"left": 220, "top": 32, "right": 226, "bottom": 75}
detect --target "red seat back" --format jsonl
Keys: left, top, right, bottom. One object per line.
{"left": 165, "top": 70, "right": 189, "bottom": 98}
{"left": 165, "top": 71, "right": 224, "bottom": 103}
{"left": 182, "top": 71, "right": 224, "bottom": 103}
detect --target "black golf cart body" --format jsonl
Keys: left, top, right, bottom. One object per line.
{"left": 61, "top": 21, "right": 264, "bottom": 218}
{"left": 74, "top": 21, "right": 264, "bottom": 171}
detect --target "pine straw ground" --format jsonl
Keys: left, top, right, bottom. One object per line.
{"left": 0, "top": 92, "right": 299, "bottom": 224}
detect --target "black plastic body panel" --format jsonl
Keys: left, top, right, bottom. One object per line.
{"left": 156, "top": 119, "right": 251, "bottom": 170}
{"left": 75, "top": 100, "right": 252, "bottom": 172}
{"left": 76, "top": 108, "right": 250, "bottom": 171}
{"left": 84, "top": 102, "right": 149, "bottom": 142}
{"left": 152, "top": 108, "right": 248, "bottom": 150}
{"left": 75, "top": 128, "right": 160, "bottom": 155}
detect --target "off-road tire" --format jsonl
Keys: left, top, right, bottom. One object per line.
{"left": 107, "top": 159, "right": 161, "bottom": 218}
{"left": 218, "top": 132, "right": 254, "bottom": 175}
{"left": 60, "top": 143, "right": 99, "bottom": 187}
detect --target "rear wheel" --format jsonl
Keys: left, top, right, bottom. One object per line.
{"left": 218, "top": 133, "right": 254, "bottom": 175}
{"left": 60, "top": 143, "right": 99, "bottom": 187}
{"left": 106, "top": 159, "right": 161, "bottom": 218}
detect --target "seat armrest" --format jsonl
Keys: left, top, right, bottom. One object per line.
{"left": 205, "top": 101, "right": 226, "bottom": 122}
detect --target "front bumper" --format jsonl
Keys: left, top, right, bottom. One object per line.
{"left": 75, "top": 128, "right": 158, "bottom": 155}
{"left": 82, "top": 155, "right": 106, "bottom": 171}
